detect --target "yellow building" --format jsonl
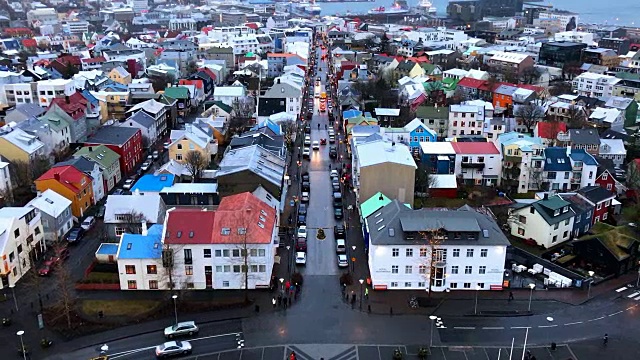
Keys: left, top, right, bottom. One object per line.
{"left": 93, "top": 91, "right": 130, "bottom": 122}
{"left": 108, "top": 66, "right": 132, "bottom": 85}
{"left": 0, "top": 127, "right": 46, "bottom": 163}
{"left": 168, "top": 122, "right": 218, "bottom": 165}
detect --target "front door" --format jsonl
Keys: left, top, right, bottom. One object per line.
{"left": 205, "top": 266, "right": 212, "bottom": 289}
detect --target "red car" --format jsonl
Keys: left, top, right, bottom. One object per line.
{"left": 38, "top": 257, "right": 59, "bottom": 276}
{"left": 320, "top": 138, "right": 327, "bottom": 145}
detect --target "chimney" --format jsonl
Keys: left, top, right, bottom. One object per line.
{"left": 54, "top": 173, "right": 60, "bottom": 181}
{"left": 141, "top": 221, "right": 148, "bottom": 236}
{"left": 543, "top": 193, "right": 549, "bottom": 200}
{"left": 65, "top": 95, "right": 70, "bottom": 104}
{"left": 88, "top": 146, "right": 93, "bottom": 152}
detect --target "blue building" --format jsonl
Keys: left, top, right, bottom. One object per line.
{"left": 419, "top": 142, "right": 455, "bottom": 174}
{"left": 563, "top": 193, "right": 595, "bottom": 238}
{"left": 542, "top": 147, "right": 572, "bottom": 191}
{"left": 382, "top": 118, "right": 438, "bottom": 154}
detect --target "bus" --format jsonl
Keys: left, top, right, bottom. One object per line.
{"left": 314, "top": 85, "right": 321, "bottom": 98}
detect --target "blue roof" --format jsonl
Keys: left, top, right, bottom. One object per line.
{"left": 251, "top": 119, "right": 282, "bottom": 136}
{"left": 131, "top": 174, "right": 175, "bottom": 192}
{"left": 569, "top": 148, "right": 598, "bottom": 166}
{"left": 117, "top": 224, "right": 163, "bottom": 259}
{"left": 96, "top": 243, "right": 119, "bottom": 255}
{"left": 543, "top": 147, "right": 571, "bottom": 172}
{"left": 81, "top": 89, "right": 99, "bottom": 106}
{"left": 343, "top": 109, "right": 362, "bottom": 119}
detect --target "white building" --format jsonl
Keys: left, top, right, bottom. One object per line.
{"left": 497, "top": 132, "right": 545, "bottom": 193}
{"left": 554, "top": 31, "right": 593, "bottom": 45}
{"left": 509, "top": 194, "right": 575, "bottom": 248}
{"left": 448, "top": 104, "right": 486, "bottom": 138}
{"left": 0, "top": 161, "right": 11, "bottom": 194}
{"left": 27, "top": 189, "right": 73, "bottom": 243}
{"left": 26, "top": 8, "right": 57, "bottom": 27}
{"left": 572, "top": 72, "right": 620, "bottom": 98}
{"left": 0, "top": 207, "right": 45, "bottom": 289}
{"left": 36, "top": 79, "right": 75, "bottom": 107}
{"left": 2, "top": 83, "right": 36, "bottom": 105}
{"left": 117, "top": 192, "right": 278, "bottom": 290}
{"left": 452, "top": 142, "right": 502, "bottom": 186}
{"left": 206, "top": 26, "right": 256, "bottom": 43}
{"left": 367, "top": 202, "right": 508, "bottom": 292}
{"left": 131, "top": 0, "right": 150, "bottom": 13}
{"left": 538, "top": 11, "right": 580, "bottom": 30}
{"left": 213, "top": 85, "right": 246, "bottom": 107}
{"left": 599, "top": 139, "right": 626, "bottom": 167}
{"left": 62, "top": 20, "right": 89, "bottom": 35}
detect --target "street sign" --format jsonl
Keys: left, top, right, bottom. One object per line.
{"left": 351, "top": 257, "right": 356, "bottom": 262}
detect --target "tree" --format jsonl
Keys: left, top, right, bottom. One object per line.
{"left": 548, "top": 81, "right": 573, "bottom": 96}
{"left": 54, "top": 256, "right": 75, "bottom": 329}
{"left": 514, "top": 102, "right": 546, "bottom": 133}
{"left": 184, "top": 150, "right": 207, "bottom": 182}
{"left": 415, "top": 163, "right": 437, "bottom": 206}
{"left": 115, "top": 210, "right": 150, "bottom": 236}
{"left": 520, "top": 67, "right": 541, "bottom": 85}
{"left": 150, "top": 73, "right": 175, "bottom": 92}
{"left": 227, "top": 98, "right": 255, "bottom": 138}
{"left": 279, "top": 119, "right": 296, "bottom": 151}
{"left": 186, "top": 60, "right": 198, "bottom": 76}
{"left": 566, "top": 105, "right": 587, "bottom": 129}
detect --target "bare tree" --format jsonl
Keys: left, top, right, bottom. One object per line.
{"left": 415, "top": 229, "right": 445, "bottom": 298}
{"left": 55, "top": 256, "right": 75, "bottom": 329}
{"left": 566, "top": 105, "right": 588, "bottom": 129}
{"left": 279, "top": 119, "right": 296, "bottom": 152}
{"left": 548, "top": 82, "right": 573, "bottom": 96}
{"left": 514, "top": 103, "right": 546, "bottom": 133}
{"left": 184, "top": 150, "right": 207, "bottom": 182}
{"left": 114, "top": 210, "right": 150, "bottom": 236}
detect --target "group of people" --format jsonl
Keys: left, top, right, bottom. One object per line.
{"left": 272, "top": 281, "right": 301, "bottom": 310}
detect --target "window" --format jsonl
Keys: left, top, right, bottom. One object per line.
{"left": 466, "top": 249, "right": 474, "bottom": 257}
{"left": 390, "top": 282, "right": 398, "bottom": 288}
{"left": 453, "top": 249, "right": 460, "bottom": 257}
{"left": 480, "top": 249, "right": 488, "bottom": 257}
{"left": 602, "top": 173, "right": 608, "bottom": 180}
{"left": 177, "top": 144, "right": 182, "bottom": 150}
{"left": 518, "top": 227, "right": 525, "bottom": 236}
{"left": 451, "top": 266, "right": 459, "bottom": 274}
{"left": 418, "top": 282, "right": 426, "bottom": 288}
{"left": 605, "top": 200, "right": 610, "bottom": 207}
{"left": 223, "top": 265, "right": 231, "bottom": 272}
{"left": 204, "top": 249, "right": 211, "bottom": 258}
{"left": 146, "top": 265, "right": 157, "bottom": 274}
{"left": 565, "top": 219, "right": 570, "bottom": 225}
{"left": 35, "top": 227, "right": 41, "bottom": 236}
{"left": 125, "top": 265, "right": 136, "bottom": 274}
{"left": 405, "top": 265, "right": 412, "bottom": 274}
{"left": 215, "top": 249, "right": 222, "bottom": 257}
{"left": 392, "top": 248, "right": 399, "bottom": 257}
{"left": 478, "top": 156, "right": 484, "bottom": 163}
{"left": 479, "top": 266, "right": 486, "bottom": 274}
{"left": 233, "top": 265, "right": 241, "bottom": 273}
{"left": 223, "top": 249, "right": 230, "bottom": 257}
{"left": 563, "top": 231, "right": 569, "bottom": 238}
{"left": 175, "top": 154, "right": 182, "bottom": 161}
{"left": 13, "top": 229, "right": 19, "bottom": 238}
{"left": 216, "top": 266, "right": 223, "bottom": 272}
{"left": 554, "top": 223, "right": 559, "bottom": 230}
{"left": 465, "top": 266, "right": 472, "bottom": 274}
{"left": 149, "top": 280, "right": 158, "bottom": 289}
{"left": 127, "top": 280, "right": 137, "bottom": 289}
{"left": 222, "top": 281, "right": 230, "bottom": 287}
{"left": 184, "top": 249, "right": 192, "bottom": 264}
{"left": 232, "top": 249, "right": 240, "bottom": 257}
{"left": 518, "top": 215, "right": 527, "bottom": 224}
{"left": 419, "top": 265, "right": 427, "bottom": 274}
{"left": 405, "top": 282, "right": 412, "bottom": 287}
{"left": 597, "top": 203, "right": 602, "bottom": 210}
{"left": 419, "top": 248, "right": 427, "bottom": 257}
{"left": 185, "top": 265, "right": 193, "bottom": 275}
{"left": 463, "top": 282, "right": 471, "bottom": 289}
{"left": 450, "top": 282, "right": 458, "bottom": 289}
{"left": 406, "top": 249, "right": 413, "bottom": 257}
{"left": 391, "top": 265, "right": 399, "bottom": 274}
{"left": 603, "top": 212, "right": 608, "bottom": 220}
{"left": 552, "top": 235, "right": 558, "bottom": 243}
{"left": 478, "top": 283, "right": 485, "bottom": 289}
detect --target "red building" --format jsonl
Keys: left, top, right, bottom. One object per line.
{"left": 84, "top": 126, "right": 142, "bottom": 176}
{"left": 577, "top": 186, "right": 616, "bottom": 224}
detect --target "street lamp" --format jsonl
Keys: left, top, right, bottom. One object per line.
{"left": 17, "top": 330, "right": 26, "bottom": 360}
{"left": 351, "top": 245, "right": 356, "bottom": 273}
{"left": 587, "top": 271, "right": 595, "bottom": 299}
{"left": 429, "top": 315, "right": 437, "bottom": 348}
{"left": 9, "top": 283, "right": 18, "bottom": 312}
{"left": 358, "top": 279, "right": 364, "bottom": 310}
{"left": 474, "top": 285, "right": 481, "bottom": 315}
{"left": 528, "top": 283, "right": 535, "bottom": 311}
{"left": 171, "top": 295, "right": 178, "bottom": 325}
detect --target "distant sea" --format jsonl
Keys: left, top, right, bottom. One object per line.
{"left": 318, "top": 0, "right": 640, "bottom": 26}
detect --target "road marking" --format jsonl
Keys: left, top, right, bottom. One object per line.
{"left": 510, "top": 326, "right": 531, "bottom": 329}
{"left": 615, "top": 286, "right": 628, "bottom": 292}
{"left": 538, "top": 325, "right": 557, "bottom": 328}
{"left": 627, "top": 291, "right": 640, "bottom": 298}
{"left": 482, "top": 327, "right": 505, "bottom": 330}
{"left": 608, "top": 311, "right": 623, "bottom": 317}
{"left": 564, "top": 321, "right": 583, "bottom": 326}
{"left": 453, "top": 326, "right": 476, "bottom": 330}
{"left": 634, "top": 295, "right": 640, "bottom": 301}
{"left": 587, "top": 316, "right": 605, "bottom": 322}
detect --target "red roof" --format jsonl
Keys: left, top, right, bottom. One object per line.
{"left": 164, "top": 208, "right": 217, "bottom": 245}
{"left": 212, "top": 193, "right": 276, "bottom": 245}
{"left": 49, "top": 92, "right": 88, "bottom": 120}
{"left": 81, "top": 56, "right": 106, "bottom": 64}
{"left": 451, "top": 142, "right": 500, "bottom": 155}
{"left": 535, "top": 121, "right": 567, "bottom": 139}
{"left": 197, "top": 67, "right": 217, "bottom": 81}
{"left": 58, "top": 55, "right": 82, "bottom": 66}
{"left": 178, "top": 79, "right": 204, "bottom": 89}
{"left": 21, "top": 39, "right": 37, "bottom": 48}
{"left": 37, "top": 166, "right": 88, "bottom": 194}
{"left": 244, "top": 22, "right": 259, "bottom": 30}
{"left": 517, "top": 83, "right": 544, "bottom": 93}
{"left": 457, "top": 77, "right": 486, "bottom": 89}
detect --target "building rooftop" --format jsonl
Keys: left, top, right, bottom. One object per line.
{"left": 116, "top": 224, "right": 163, "bottom": 259}
{"left": 356, "top": 140, "right": 416, "bottom": 169}
{"left": 86, "top": 126, "right": 139, "bottom": 146}
{"left": 27, "top": 189, "right": 71, "bottom": 218}
{"left": 131, "top": 174, "right": 175, "bottom": 193}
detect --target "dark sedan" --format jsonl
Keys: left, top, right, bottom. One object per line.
{"left": 334, "top": 207, "right": 343, "bottom": 220}
{"left": 67, "top": 227, "right": 85, "bottom": 244}
{"left": 302, "top": 181, "right": 310, "bottom": 192}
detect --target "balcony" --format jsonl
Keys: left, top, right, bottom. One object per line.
{"left": 461, "top": 162, "right": 485, "bottom": 169}
{"left": 572, "top": 164, "right": 582, "bottom": 171}
{"left": 570, "top": 177, "right": 581, "bottom": 184}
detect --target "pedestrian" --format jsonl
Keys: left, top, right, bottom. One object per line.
{"left": 351, "top": 293, "right": 356, "bottom": 305}
{"left": 285, "top": 281, "right": 291, "bottom": 292}
{"left": 603, "top": 333, "right": 608, "bottom": 345}
{"left": 277, "top": 294, "right": 282, "bottom": 306}
{"left": 365, "top": 287, "right": 369, "bottom": 299}
{"left": 342, "top": 283, "right": 346, "bottom": 294}
{"left": 508, "top": 292, "right": 514, "bottom": 301}
{"left": 272, "top": 297, "right": 276, "bottom": 308}
{"left": 283, "top": 297, "right": 288, "bottom": 309}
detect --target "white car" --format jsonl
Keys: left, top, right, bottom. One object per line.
{"left": 295, "top": 252, "right": 307, "bottom": 265}
{"left": 164, "top": 321, "right": 199, "bottom": 338}
{"left": 301, "top": 192, "right": 310, "bottom": 203}
{"left": 312, "top": 141, "right": 319, "bottom": 150}
{"left": 123, "top": 178, "right": 135, "bottom": 190}
{"left": 304, "top": 136, "right": 311, "bottom": 146}
{"left": 297, "top": 226, "right": 307, "bottom": 239}
{"left": 302, "top": 147, "right": 311, "bottom": 158}
{"left": 81, "top": 216, "right": 95, "bottom": 230}
{"left": 141, "top": 161, "right": 152, "bottom": 171}
{"left": 155, "top": 340, "right": 192, "bottom": 358}
{"left": 337, "top": 254, "right": 348, "bottom": 268}
{"left": 330, "top": 170, "right": 339, "bottom": 178}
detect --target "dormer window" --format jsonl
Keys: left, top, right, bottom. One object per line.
{"left": 554, "top": 209, "right": 560, "bottom": 216}
{"left": 562, "top": 206, "right": 568, "bottom": 213}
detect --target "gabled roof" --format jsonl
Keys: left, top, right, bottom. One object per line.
{"left": 27, "top": 189, "right": 71, "bottom": 218}
{"left": 574, "top": 222, "right": 638, "bottom": 261}
{"left": 451, "top": 142, "right": 499, "bottom": 155}
{"left": 37, "top": 165, "right": 88, "bottom": 194}
{"left": 164, "top": 86, "right": 189, "bottom": 99}
{"left": 217, "top": 145, "right": 285, "bottom": 187}
{"left": 211, "top": 192, "right": 276, "bottom": 244}
{"left": 54, "top": 156, "right": 99, "bottom": 175}
{"left": 569, "top": 128, "right": 600, "bottom": 146}
{"left": 86, "top": 126, "right": 139, "bottom": 146}
{"left": 577, "top": 186, "right": 616, "bottom": 204}
{"left": 543, "top": 147, "right": 571, "bottom": 171}
{"left": 126, "top": 110, "right": 155, "bottom": 129}
{"left": 457, "top": 77, "right": 486, "bottom": 89}
{"left": 569, "top": 148, "right": 598, "bottom": 166}
{"left": 535, "top": 121, "right": 567, "bottom": 139}
{"left": 104, "top": 194, "right": 165, "bottom": 224}
{"left": 127, "top": 99, "right": 166, "bottom": 114}
{"left": 117, "top": 224, "right": 163, "bottom": 259}
{"left": 356, "top": 140, "right": 416, "bottom": 168}
{"left": 74, "top": 145, "right": 120, "bottom": 167}
{"left": 360, "top": 192, "right": 392, "bottom": 220}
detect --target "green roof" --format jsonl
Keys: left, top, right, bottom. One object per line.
{"left": 421, "top": 63, "right": 438, "bottom": 74}
{"left": 346, "top": 115, "right": 377, "bottom": 124}
{"left": 415, "top": 106, "right": 448, "bottom": 119}
{"left": 39, "top": 111, "right": 70, "bottom": 132}
{"left": 615, "top": 72, "right": 640, "bottom": 81}
{"left": 213, "top": 100, "right": 232, "bottom": 114}
{"left": 361, "top": 192, "right": 392, "bottom": 219}
{"left": 164, "top": 86, "right": 189, "bottom": 99}
{"left": 442, "top": 77, "right": 459, "bottom": 90}
{"left": 74, "top": 145, "right": 120, "bottom": 168}
{"left": 538, "top": 196, "right": 570, "bottom": 211}
{"left": 576, "top": 222, "right": 638, "bottom": 261}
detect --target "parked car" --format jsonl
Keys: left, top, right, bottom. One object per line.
{"left": 55, "top": 246, "right": 70, "bottom": 261}
{"left": 112, "top": 188, "right": 124, "bottom": 195}
{"left": 81, "top": 216, "right": 95, "bottom": 230}
{"left": 334, "top": 207, "right": 343, "bottom": 220}
{"left": 295, "top": 252, "right": 307, "bottom": 266}
{"left": 296, "top": 238, "right": 307, "bottom": 252}
{"left": 146, "top": 155, "right": 153, "bottom": 162}
{"left": 67, "top": 227, "right": 84, "bottom": 243}
{"left": 123, "top": 178, "right": 135, "bottom": 190}
{"left": 304, "top": 136, "right": 311, "bottom": 146}
{"left": 302, "top": 181, "right": 310, "bottom": 192}
{"left": 329, "top": 147, "right": 337, "bottom": 159}
{"left": 329, "top": 134, "right": 335, "bottom": 143}
{"left": 330, "top": 170, "right": 339, "bottom": 178}
{"left": 298, "top": 203, "right": 307, "bottom": 216}
{"left": 38, "top": 257, "right": 59, "bottom": 276}
{"left": 301, "top": 192, "right": 309, "bottom": 203}
{"left": 336, "top": 239, "right": 346, "bottom": 253}
{"left": 334, "top": 225, "right": 345, "bottom": 238}
{"left": 164, "top": 321, "right": 199, "bottom": 339}
{"left": 152, "top": 151, "right": 159, "bottom": 160}
{"left": 301, "top": 172, "right": 310, "bottom": 182}
{"left": 302, "top": 148, "right": 311, "bottom": 159}
{"left": 155, "top": 341, "right": 192, "bottom": 358}
{"left": 297, "top": 226, "right": 307, "bottom": 239}
{"left": 297, "top": 214, "right": 306, "bottom": 226}
{"left": 141, "top": 161, "right": 152, "bottom": 172}
{"left": 337, "top": 254, "right": 348, "bottom": 268}
{"left": 96, "top": 206, "right": 105, "bottom": 219}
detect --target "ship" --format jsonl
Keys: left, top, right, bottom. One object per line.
{"left": 290, "top": 0, "right": 322, "bottom": 17}
{"left": 417, "top": 0, "right": 436, "bottom": 14}
{"left": 367, "top": 0, "right": 409, "bottom": 15}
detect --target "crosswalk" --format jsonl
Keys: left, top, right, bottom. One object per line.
{"left": 614, "top": 285, "right": 640, "bottom": 301}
